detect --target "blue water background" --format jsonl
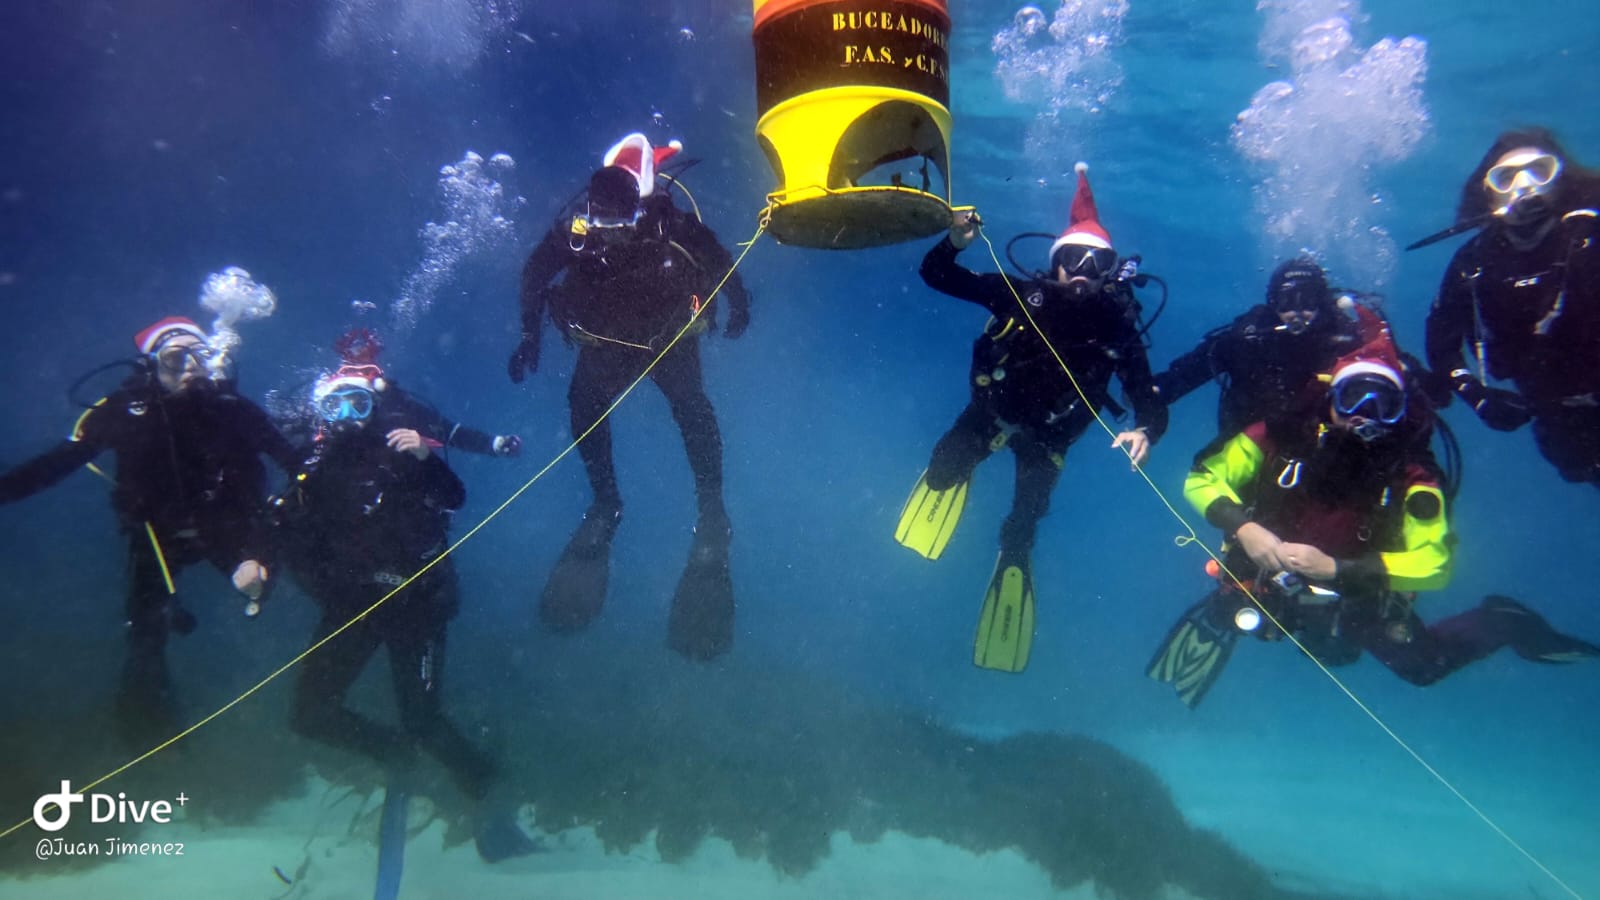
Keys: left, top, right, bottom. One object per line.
{"left": 2, "top": 1, "right": 1598, "bottom": 896}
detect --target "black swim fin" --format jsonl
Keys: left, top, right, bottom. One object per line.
{"left": 540, "top": 503, "right": 621, "bottom": 632}
{"left": 474, "top": 806, "right": 539, "bottom": 863}
{"left": 1484, "top": 594, "right": 1600, "bottom": 664}
{"left": 1147, "top": 597, "right": 1239, "bottom": 708}
{"left": 668, "top": 510, "right": 734, "bottom": 661}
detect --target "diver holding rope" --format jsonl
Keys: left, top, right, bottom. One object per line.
{"left": 895, "top": 163, "right": 1166, "bottom": 673}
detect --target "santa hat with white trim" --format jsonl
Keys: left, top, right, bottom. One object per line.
{"left": 1330, "top": 358, "right": 1404, "bottom": 393}
{"left": 1049, "top": 162, "right": 1113, "bottom": 262}
{"left": 312, "top": 364, "right": 386, "bottom": 404}
{"left": 602, "top": 132, "right": 683, "bottom": 199}
{"left": 134, "top": 316, "right": 208, "bottom": 355}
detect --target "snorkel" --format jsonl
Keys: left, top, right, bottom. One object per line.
{"left": 1406, "top": 145, "right": 1566, "bottom": 252}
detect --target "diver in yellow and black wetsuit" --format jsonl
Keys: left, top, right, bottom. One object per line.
{"left": 1149, "top": 322, "right": 1598, "bottom": 708}
{"left": 508, "top": 133, "right": 752, "bottom": 661}
{"left": 897, "top": 163, "right": 1166, "bottom": 673}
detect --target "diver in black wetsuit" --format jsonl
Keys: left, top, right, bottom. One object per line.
{"left": 507, "top": 133, "right": 751, "bottom": 660}
{"left": 286, "top": 328, "right": 524, "bottom": 461}
{"left": 274, "top": 364, "right": 534, "bottom": 862}
{"left": 0, "top": 316, "right": 297, "bottom": 749}
{"left": 901, "top": 163, "right": 1165, "bottom": 673}
{"left": 1423, "top": 128, "right": 1600, "bottom": 485}
{"left": 1154, "top": 258, "right": 1365, "bottom": 436}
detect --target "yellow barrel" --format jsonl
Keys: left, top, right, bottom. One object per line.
{"left": 753, "top": 0, "right": 953, "bottom": 249}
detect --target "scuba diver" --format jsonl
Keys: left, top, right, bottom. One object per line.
{"left": 897, "top": 162, "right": 1166, "bottom": 673}
{"left": 508, "top": 132, "right": 752, "bottom": 661}
{"left": 1149, "top": 320, "right": 1598, "bottom": 708}
{"left": 1153, "top": 257, "right": 1367, "bottom": 436}
{"left": 0, "top": 316, "right": 298, "bottom": 749}
{"left": 273, "top": 364, "right": 536, "bottom": 863}
{"left": 281, "top": 328, "right": 523, "bottom": 460}
{"left": 1420, "top": 128, "right": 1600, "bottom": 485}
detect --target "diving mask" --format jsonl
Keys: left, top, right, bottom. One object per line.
{"left": 154, "top": 342, "right": 217, "bottom": 374}
{"left": 1051, "top": 244, "right": 1118, "bottom": 279}
{"left": 1485, "top": 150, "right": 1562, "bottom": 222}
{"left": 574, "top": 206, "right": 643, "bottom": 234}
{"left": 316, "top": 387, "right": 374, "bottom": 423}
{"left": 152, "top": 341, "right": 233, "bottom": 386}
{"left": 1332, "top": 372, "right": 1405, "bottom": 443}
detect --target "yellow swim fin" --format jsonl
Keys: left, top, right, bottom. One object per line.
{"left": 1147, "top": 598, "right": 1238, "bottom": 708}
{"left": 893, "top": 470, "right": 968, "bottom": 561}
{"left": 973, "top": 553, "right": 1034, "bottom": 673}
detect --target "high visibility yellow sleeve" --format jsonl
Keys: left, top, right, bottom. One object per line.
{"left": 1379, "top": 484, "right": 1452, "bottom": 592}
{"left": 1183, "top": 431, "right": 1264, "bottom": 532}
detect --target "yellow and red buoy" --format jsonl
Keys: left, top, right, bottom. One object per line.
{"left": 752, "top": 0, "right": 954, "bottom": 249}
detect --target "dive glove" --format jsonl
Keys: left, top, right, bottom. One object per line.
{"left": 1452, "top": 372, "right": 1531, "bottom": 432}
{"left": 507, "top": 335, "right": 539, "bottom": 383}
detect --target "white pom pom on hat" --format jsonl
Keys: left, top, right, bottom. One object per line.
{"left": 1050, "top": 161, "right": 1113, "bottom": 260}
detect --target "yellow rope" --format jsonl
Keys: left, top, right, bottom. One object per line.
{"left": 568, "top": 323, "right": 653, "bottom": 352}
{"left": 143, "top": 522, "right": 176, "bottom": 596}
{"left": 975, "top": 229, "right": 1581, "bottom": 900}
{"left": 88, "top": 461, "right": 176, "bottom": 596}
{"left": 0, "top": 218, "right": 769, "bottom": 843}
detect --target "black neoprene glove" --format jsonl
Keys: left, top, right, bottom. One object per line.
{"left": 507, "top": 335, "right": 539, "bottom": 384}
{"left": 1453, "top": 373, "right": 1532, "bottom": 432}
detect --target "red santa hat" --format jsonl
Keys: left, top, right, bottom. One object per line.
{"left": 134, "top": 316, "right": 208, "bottom": 355}
{"left": 1049, "top": 162, "right": 1113, "bottom": 260}
{"left": 1328, "top": 305, "right": 1406, "bottom": 391}
{"left": 602, "top": 132, "right": 683, "bottom": 199}
{"left": 312, "top": 363, "right": 386, "bottom": 402}
{"left": 1330, "top": 358, "right": 1404, "bottom": 393}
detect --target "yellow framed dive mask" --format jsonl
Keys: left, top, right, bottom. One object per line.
{"left": 1484, "top": 150, "right": 1562, "bottom": 221}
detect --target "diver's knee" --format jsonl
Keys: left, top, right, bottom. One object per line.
{"left": 926, "top": 448, "right": 977, "bottom": 489}
{"left": 1385, "top": 659, "right": 1446, "bottom": 687}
